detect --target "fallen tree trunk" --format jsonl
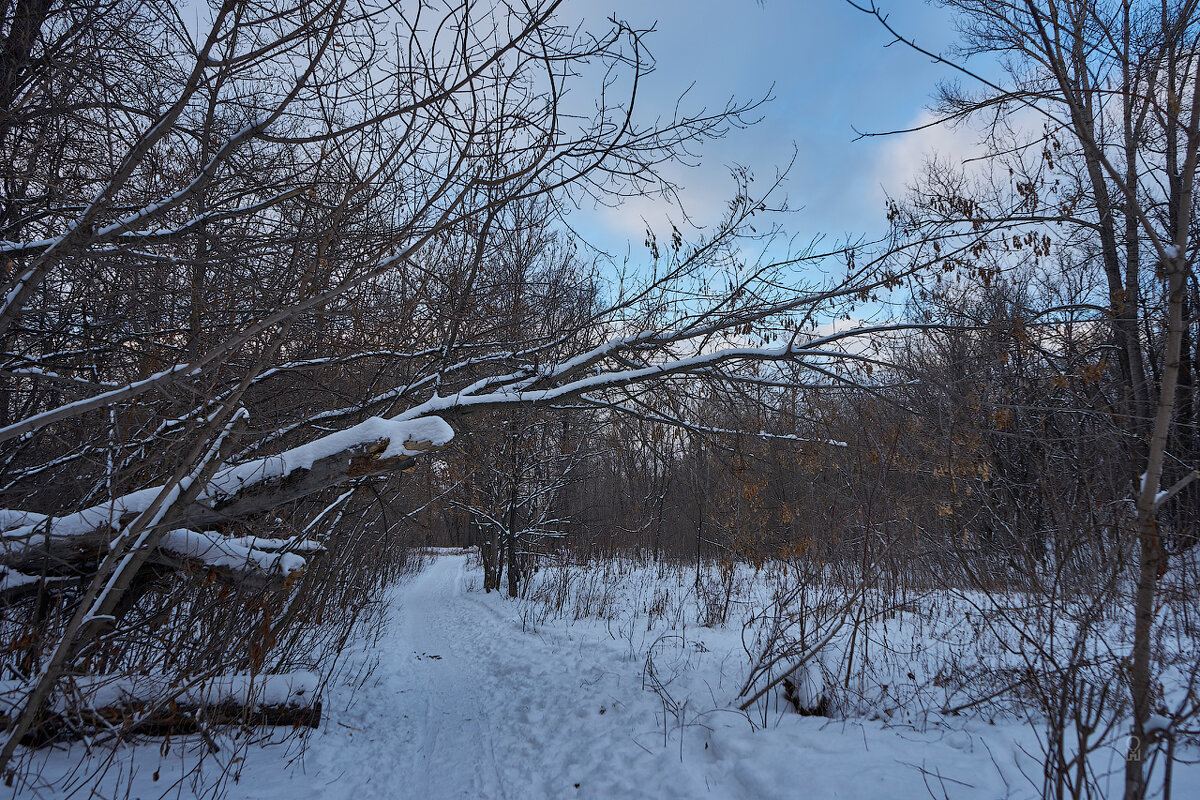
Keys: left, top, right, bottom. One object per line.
{"left": 0, "top": 672, "right": 321, "bottom": 746}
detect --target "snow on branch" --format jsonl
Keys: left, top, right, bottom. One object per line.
{"left": 207, "top": 415, "right": 453, "bottom": 500}
{"left": 154, "top": 530, "right": 323, "bottom": 590}
{"left": 392, "top": 323, "right": 922, "bottom": 422}
{"left": 0, "top": 416, "right": 453, "bottom": 575}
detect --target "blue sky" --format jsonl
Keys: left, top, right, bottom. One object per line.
{"left": 564, "top": 1, "right": 970, "bottom": 258}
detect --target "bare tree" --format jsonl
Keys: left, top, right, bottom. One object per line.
{"left": 848, "top": 2, "right": 1200, "bottom": 796}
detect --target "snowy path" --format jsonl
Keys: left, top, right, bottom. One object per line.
{"left": 238, "top": 553, "right": 704, "bottom": 800}
{"left": 223, "top": 553, "right": 1029, "bottom": 800}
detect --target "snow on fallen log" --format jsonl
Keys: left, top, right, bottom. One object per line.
{"left": 0, "top": 415, "right": 453, "bottom": 574}
{"left": 0, "top": 566, "right": 86, "bottom": 601}
{"left": 0, "top": 672, "right": 321, "bottom": 745}
{"left": 0, "top": 566, "right": 62, "bottom": 602}
{"left": 0, "top": 510, "right": 48, "bottom": 533}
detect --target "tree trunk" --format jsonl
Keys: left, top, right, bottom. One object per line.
{"left": 1125, "top": 256, "right": 1188, "bottom": 800}
{"left": 4, "top": 673, "right": 321, "bottom": 746}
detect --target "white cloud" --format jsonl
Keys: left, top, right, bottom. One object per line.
{"left": 595, "top": 172, "right": 729, "bottom": 241}
{"left": 868, "top": 106, "right": 1047, "bottom": 204}
{"left": 868, "top": 110, "right": 985, "bottom": 203}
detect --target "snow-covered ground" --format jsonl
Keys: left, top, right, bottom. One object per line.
{"left": 12, "top": 551, "right": 1200, "bottom": 799}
